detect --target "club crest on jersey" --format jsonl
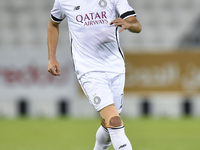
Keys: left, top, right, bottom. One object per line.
{"left": 93, "top": 96, "right": 101, "bottom": 105}
{"left": 98, "top": 0, "right": 107, "bottom": 8}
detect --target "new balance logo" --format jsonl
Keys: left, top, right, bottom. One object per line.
{"left": 118, "top": 144, "right": 127, "bottom": 149}
{"left": 74, "top": 6, "right": 80, "bottom": 10}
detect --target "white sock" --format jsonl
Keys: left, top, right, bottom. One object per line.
{"left": 108, "top": 126, "right": 132, "bottom": 150}
{"left": 93, "top": 125, "right": 111, "bottom": 150}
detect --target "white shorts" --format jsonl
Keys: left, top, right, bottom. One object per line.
{"left": 78, "top": 72, "right": 125, "bottom": 113}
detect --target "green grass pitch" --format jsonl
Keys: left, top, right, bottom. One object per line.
{"left": 0, "top": 117, "right": 200, "bottom": 150}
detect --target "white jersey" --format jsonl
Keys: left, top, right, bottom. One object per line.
{"left": 51, "top": 0, "right": 136, "bottom": 79}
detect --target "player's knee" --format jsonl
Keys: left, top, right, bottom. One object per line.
{"left": 109, "top": 116, "right": 122, "bottom": 127}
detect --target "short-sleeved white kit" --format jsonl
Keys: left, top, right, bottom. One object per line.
{"left": 51, "top": 0, "right": 136, "bottom": 79}
{"left": 50, "top": 0, "right": 136, "bottom": 111}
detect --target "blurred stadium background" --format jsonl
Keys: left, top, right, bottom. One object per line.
{"left": 1, "top": 0, "right": 200, "bottom": 118}
{"left": 1, "top": 0, "right": 200, "bottom": 150}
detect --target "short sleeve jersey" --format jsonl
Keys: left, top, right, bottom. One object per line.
{"left": 51, "top": 0, "right": 136, "bottom": 79}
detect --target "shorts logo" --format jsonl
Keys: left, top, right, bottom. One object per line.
{"left": 93, "top": 96, "right": 101, "bottom": 105}
{"left": 98, "top": 0, "right": 107, "bottom": 8}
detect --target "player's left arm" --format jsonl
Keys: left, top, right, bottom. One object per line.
{"left": 110, "top": 16, "right": 142, "bottom": 33}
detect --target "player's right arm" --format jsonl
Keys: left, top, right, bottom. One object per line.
{"left": 47, "top": 19, "right": 61, "bottom": 76}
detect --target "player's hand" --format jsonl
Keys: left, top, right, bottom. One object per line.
{"left": 110, "top": 17, "right": 131, "bottom": 33}
{"left": 47, "top": 59, "right": 61, "bottom": 76}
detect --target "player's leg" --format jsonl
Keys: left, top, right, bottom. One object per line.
{"left": 78, "top": 72, "right": 113, "bottom": 150}
{"left": 100, "top": 73, "right": 132, "bottom": 150}
{"left": 99, "top": 104, "right": 132, "bottom": 150}
{"left": 99, "top": 104, "right": 122, "bottom": 128}
{"left": 79, "top": 72, "right": 132, "bottom": 150}
{"left": 94, "top": 104, "right": 121, "bottom": 150}
{"left": 93, "top": 120, "right": 111, "bottom": 150}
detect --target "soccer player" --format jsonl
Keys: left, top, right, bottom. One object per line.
{"left": 47, "top": 0, "right": 142, "bottom": 149}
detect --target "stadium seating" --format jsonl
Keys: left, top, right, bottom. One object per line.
{"left": 0, "top": 0, "right": 200, "bottom": 50}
